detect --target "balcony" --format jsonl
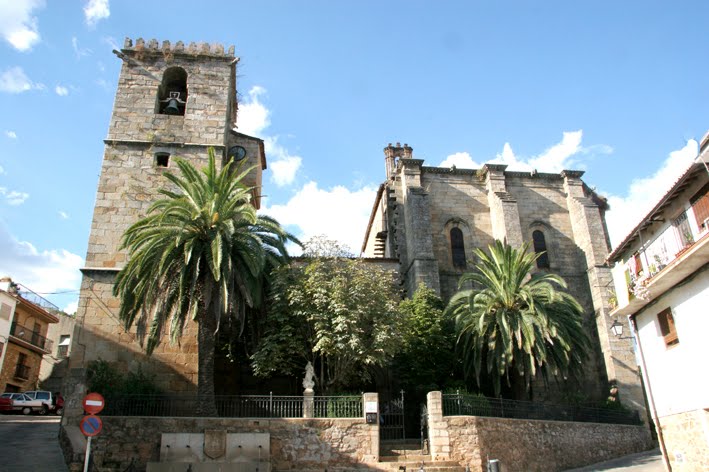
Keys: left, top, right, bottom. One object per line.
{"left": 613, "top": 229, "right": 709, "bottom": 317}
{"left": 9, "top": 322, "right": 53, "bottom": 353}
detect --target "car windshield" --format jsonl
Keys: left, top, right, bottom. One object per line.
{"left": 0, "top": 393, "right": 12, "bottom": 398}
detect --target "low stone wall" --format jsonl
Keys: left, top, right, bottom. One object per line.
{"left": 426, "top": 391, "right": 653, "bottom": 472}
{"left": 444, "top": 415, "right": 653, "bottom": 472}
{"left": 659, "top": 408, "right": 709, "bottom": 471}
{"left": 61, "top": 416, "right": 379, "bottom": 472}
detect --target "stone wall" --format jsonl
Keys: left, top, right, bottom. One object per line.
{"left": 61, "top": 416, "right": 379, "bottom": 472}
{"left": 426, "top": 391, "right": 653, "bottom": 472}
{"left": 659, "top": 409, "right": 709, "bottom": 471}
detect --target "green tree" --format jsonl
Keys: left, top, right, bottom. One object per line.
{"left": 113, "top": 149, "right": 296, "bottom": 416}
{"left": 393, "top": 284, "right": 458, "bottom": 394}
{"left": 252, "top": 238, "right": 401, "bottom": 392}
{"left": 446, "top": 240, "right": 590, "bottom": 398}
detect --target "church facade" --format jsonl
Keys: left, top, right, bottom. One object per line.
{"left": 362, "top": 143, "right": 645, "bottom": 407}
{"left": 61, "top": 37, "right": 644, "bottom": 430}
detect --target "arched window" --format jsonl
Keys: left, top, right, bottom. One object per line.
{"left": 450, "top": 227, "right": 466, "bottom": 269}
{"left": 156, "top": 67, "right": 188, "bottom": 115}
{"left": 532, "top": 230, "right": 550, "bottom": 268}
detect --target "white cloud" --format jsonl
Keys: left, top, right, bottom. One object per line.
{"left": 439, "top": 130, "right": 603, "bottom": 173}
{"left": 58, "top": 210, "right": 69, "bottom": 219}
{"left": 0, "top": 187, "right": 29, "bottom": 205}
{"left": 261, "top": 182, "right": 378, "bottom": 255}
{"left": 5, "top": 130, "right": 17, "bottom": 139}
{"left": 84, "top": 0, "right": 110, "bottom": 27}
{"left": 0, "top": 224, "right": 83, "bottom": 297}
{"left": 63, "top": 300, "right": 78, "bottom": 315}
{"left": 101, "top": 35, "right": 119, "bottom": 51}
{"left": 0, "top": 0, "right": 44, "bottom": 51}
{"left": 55, "top": 85, "right": 68, "bottom": 96}
{"left": 95, "top": 78, "right": 111, "bottom": 91}
{"left": 238, "top": 86, "right": 303, "bottom": 186}
{"left": 72, "top": 36, "right": 92, "bottom": 59}
{"left": 265, "top": 137, "right": 302, "bottom": 186}
{"left": 238, "top": 86, "right": 270, "bottom": 136}
{"left": 605, "top": 139, "right": 699, "bottom": 248}
{"left": 0, "top": 66, "right": 41, "bottom": 93}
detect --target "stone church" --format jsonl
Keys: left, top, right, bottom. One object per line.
{"left": 361, "top": 143, "right": 645, "bottom": 407}
{"left": 61, "top": 37, "right": 644, "bottom": 433}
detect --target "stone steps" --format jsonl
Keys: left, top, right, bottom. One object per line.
{"left": 379, "top": 441, "right": 466, "bottom": 471}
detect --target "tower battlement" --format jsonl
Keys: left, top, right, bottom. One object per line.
{"left": 122, "top": 37, "right": 236, "bottom": 58}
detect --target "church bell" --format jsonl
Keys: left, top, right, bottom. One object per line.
{"left": 162, "top": 91, "right": 184, "bottom": 115}
{"left": 164, "top": 98, "right": 181, "bottom": 115}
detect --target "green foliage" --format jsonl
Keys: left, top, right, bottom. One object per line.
{"left": 392, "top": 284, "right": 458, "bottom": 393}
{"left": 114, "top": 148, "right": 297, "bottom": 353}
{"left": 252, "top": 239, "right": 401, "bottom": 392}
{"left": 86, "top": 360, "right": 124, "bottom": 395}
{"left": 86, "top": 360, "right": 161, "bottom": 396}
{"left": 447, "top": 240, "right": 590, "bottom": 398}
{"left": 112, "top": 148, "right": 297, "bottom": 415}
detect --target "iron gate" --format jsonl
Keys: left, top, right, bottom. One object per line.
{"left": 379, "top": 390, "right": 405, "bottom": 440}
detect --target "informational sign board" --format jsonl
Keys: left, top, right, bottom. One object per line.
{"left": 365, "top": 401, "right": 378, "bottom": 414}
{"left": 79, "top": 415, "right": 103, "bottom": 437}
{"left": 82, "top": 392, "right": 105, "bottom": 415}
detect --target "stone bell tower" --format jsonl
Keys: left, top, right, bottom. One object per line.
{"left": 63, "top": 38, "right": 268, "bottom": 423}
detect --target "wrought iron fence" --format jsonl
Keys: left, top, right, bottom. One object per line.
{"left": 100, "top": 393, "right": 363, "bottom": 418}
{"left": 442, "top": 393, "right": 641, "bottom": 425}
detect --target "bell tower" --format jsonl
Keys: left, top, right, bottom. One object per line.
{"left": 66, "top": 38, "right": 267, "bottom": 405}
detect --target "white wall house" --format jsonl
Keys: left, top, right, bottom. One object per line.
{"left": 607, "top": 137, "right": 709, "bottom": 471}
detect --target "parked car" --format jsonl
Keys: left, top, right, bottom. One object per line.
{"left": 0, "top": 395, "right": 13, "bottom": 413}
{"left": 0, "top": 393, "right": 45, "bottom": 415}
{"left": 22, "top": 391, "right": 57, "bottom": 415}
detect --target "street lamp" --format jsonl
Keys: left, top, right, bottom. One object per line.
{"left": 610, "top": 319, "right": 624, "bottom": 337}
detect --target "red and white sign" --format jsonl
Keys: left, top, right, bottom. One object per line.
{"left": 79, "top": 415, "right": 103, "bottom": 437}
{"left": 82, "top": 392, "right": 105, "bottom": 415}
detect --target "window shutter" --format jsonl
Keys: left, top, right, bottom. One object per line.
{"left": 690, "top": 182, "right": 709, "bottom": 230}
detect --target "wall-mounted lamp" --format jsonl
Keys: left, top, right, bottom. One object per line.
{"left": 610, "top": 320, "right": 624, "bottom": 337}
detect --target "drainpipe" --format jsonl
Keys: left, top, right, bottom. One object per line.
{"left": 629, "top": 316, "right": 672, "bottom": 472}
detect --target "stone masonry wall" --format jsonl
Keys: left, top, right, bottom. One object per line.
{"left": 61, "top": 416, "right": 380, "bottom": 472}
{"left": 444, "top": 415, "right": 652, "bottom": 472}
{"left": 659, "top": 409, "right": 709, "bottom": 471}
{"left": 427, "top": 391, "right": 652, "bottom": 472}
{"left": 420, "top": 168, "right": 608, "bottom": 400}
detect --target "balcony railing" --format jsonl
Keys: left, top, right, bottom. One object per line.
{"left": 14, "top": 364, "right": 30, "bottom": 380}
{"left": 100, "top": 394, "right": 363, "bottom": 418}
{"left": 442, "top": 393, "right": 641, "bottom": 426}
{"left": 10, "top": 322, "right": 53, "bottom": 352}
{"left": 15, "top": 283, "right": 59, "bottom": 313}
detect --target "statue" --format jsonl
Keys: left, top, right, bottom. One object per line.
{"left": 303, "top": 361, "right": 316, "bottom": 391}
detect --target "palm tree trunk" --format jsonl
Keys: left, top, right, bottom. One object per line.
{"left": 196, "top": 310, "right": 218, "bottom": 417}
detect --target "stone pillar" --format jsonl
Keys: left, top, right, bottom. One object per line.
{"left": 562, "top": 170, "right": 647, "bottom": 417}
{"left": 426, "top": 391, "right": 451, "bottom": 460}
{"left": 303, "top": 389, "right": 314, "bottom": 418}
{"left": 363, "top": 392, "right": 380, "bottom": 463}
{"left": 399, "top": 158, "right": 441, "bottom": 295}
{"left": 482, "top": 164, "right": 524, "bottom": 248}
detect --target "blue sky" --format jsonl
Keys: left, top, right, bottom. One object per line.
{"left": 1, "top": 0, "right": 708, "bottom": 312}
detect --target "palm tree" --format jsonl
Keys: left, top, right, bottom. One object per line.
{"left": 114, "top": 148, "right": 297, "bottom": 416}
{"left": 447, "top": 240, "right": 589, "bottom": 398}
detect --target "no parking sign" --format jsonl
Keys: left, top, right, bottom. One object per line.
{"left": 79, "top": 415, "right": 103, "bottom": 437}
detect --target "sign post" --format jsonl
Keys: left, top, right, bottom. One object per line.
{"left": 80, "top": 393, "right": 106, "bottom": 472}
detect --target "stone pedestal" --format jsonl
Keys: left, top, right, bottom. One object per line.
{"left": 303, "top": 389, "right": 314, "bottom": 418}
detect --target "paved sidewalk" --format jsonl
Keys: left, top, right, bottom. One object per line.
{"left": 0, "top": 415, "right": 69, "bottom": 472}
{"left": 565, "top": 448, "right": 664, "bottom": 471}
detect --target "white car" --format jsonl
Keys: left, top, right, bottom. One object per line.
{"left": 0, "top": 393, "right": 46, "bottom": 415}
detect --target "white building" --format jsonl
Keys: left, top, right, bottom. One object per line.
{"left": 607, "top": 136, "right": 709, "bottom": 471}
